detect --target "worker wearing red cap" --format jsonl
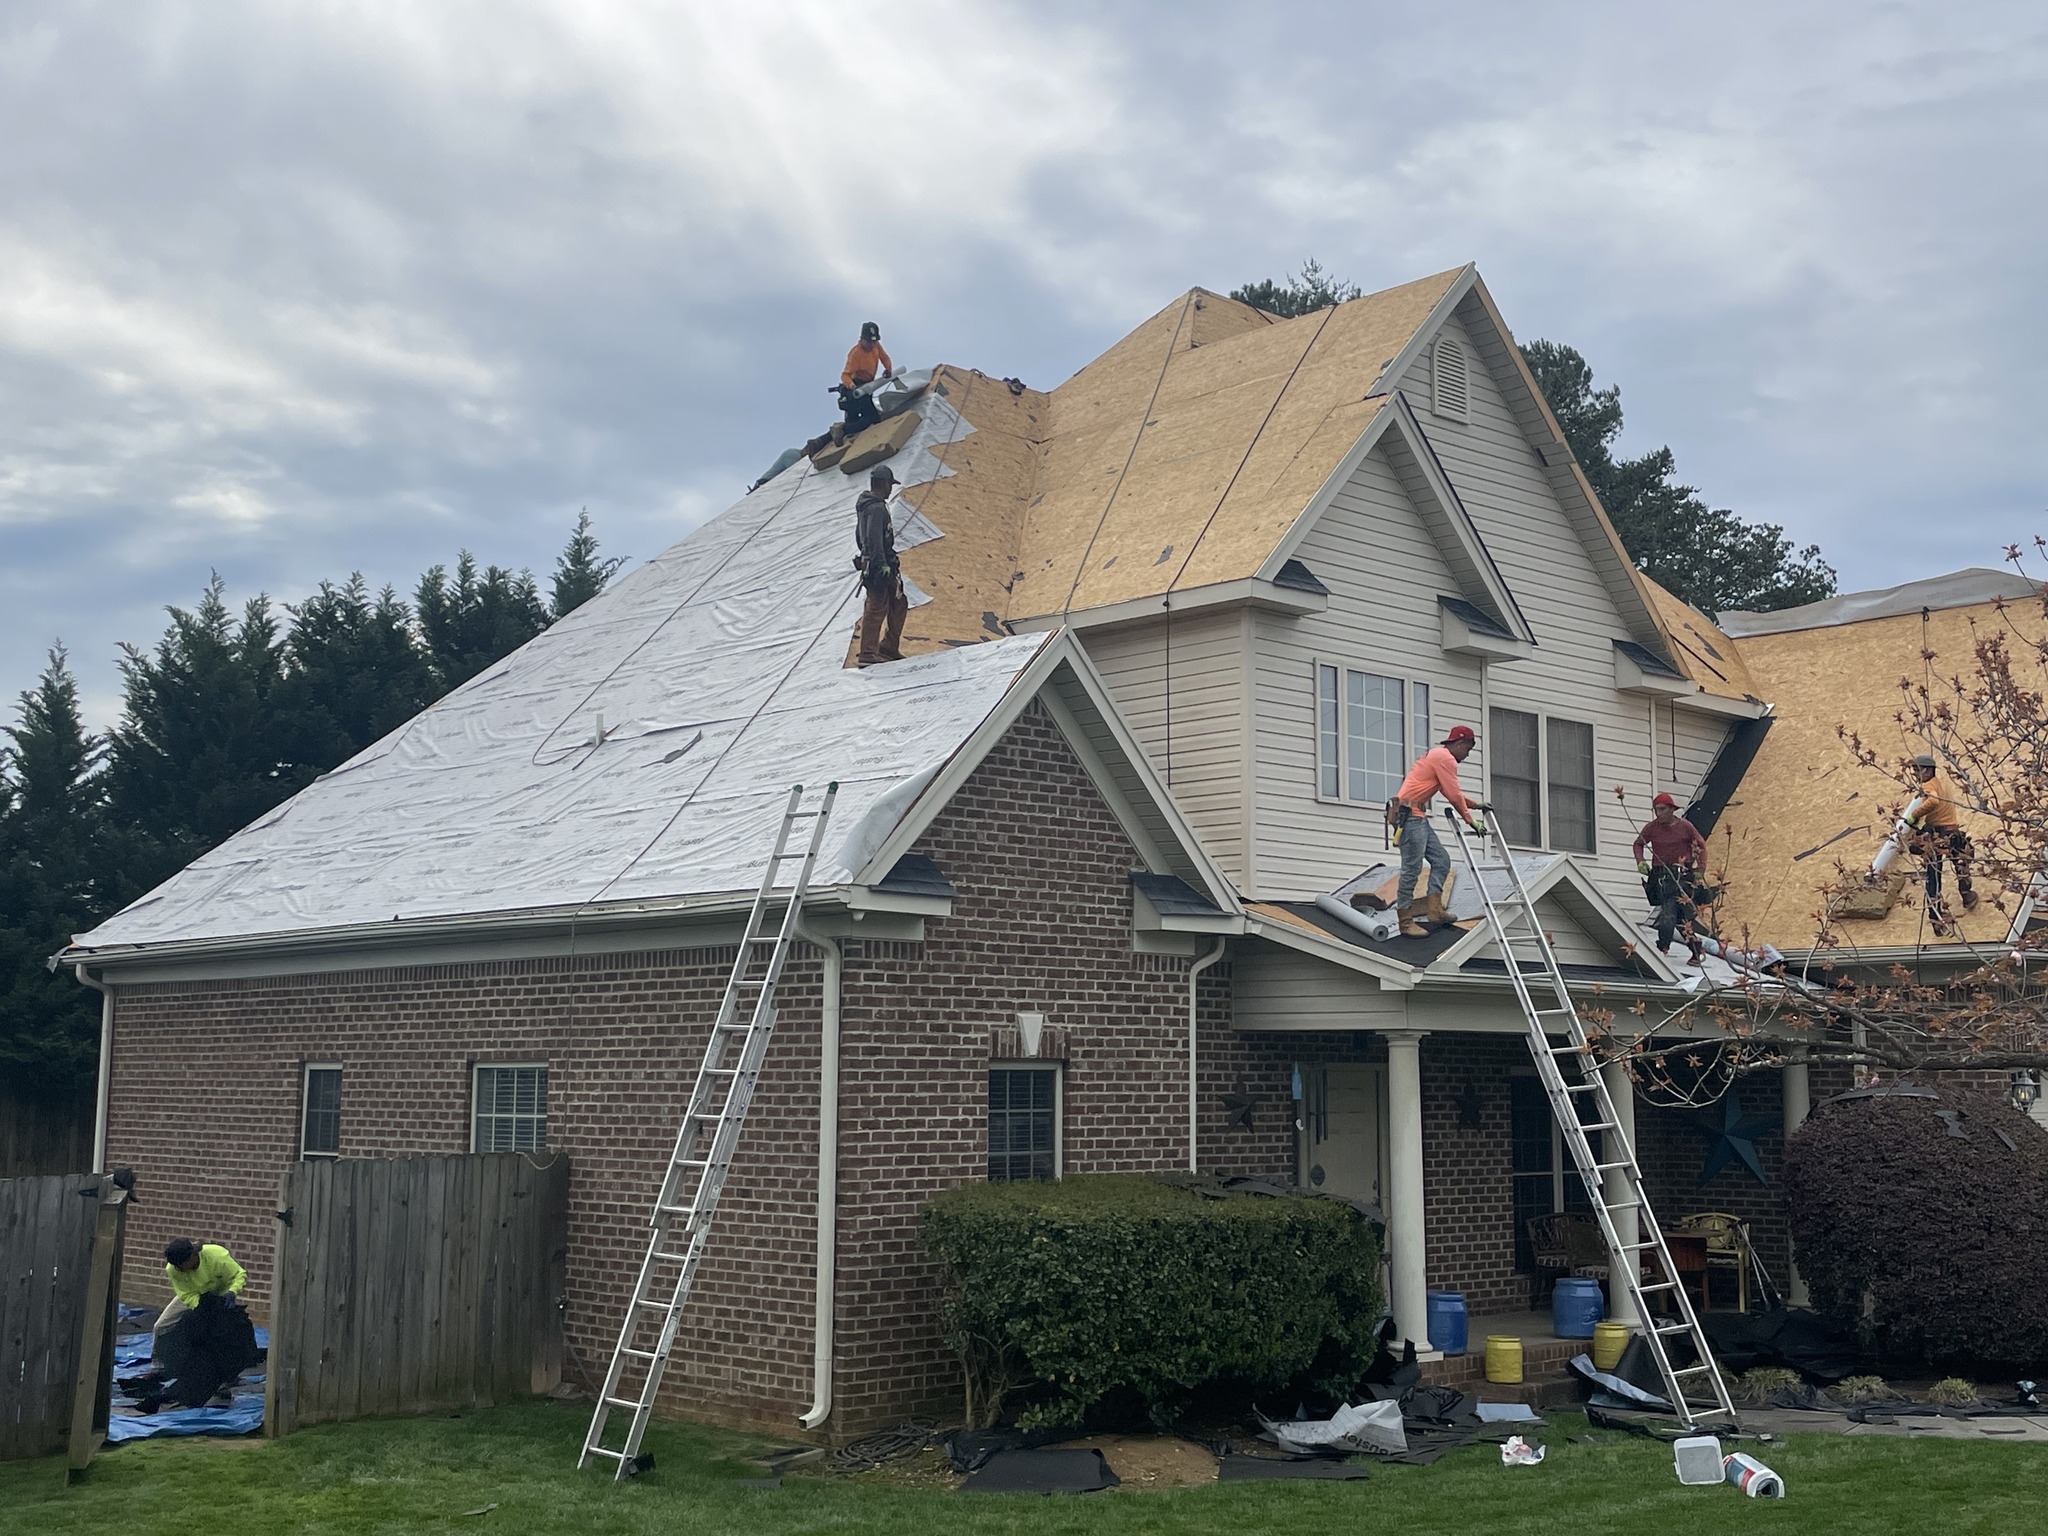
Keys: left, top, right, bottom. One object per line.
{"left": 1391, "top": 724, "right": 1483, "bottom": 938}
{"left": 1633, "top": 792, "right": 1707, "bottom": 962}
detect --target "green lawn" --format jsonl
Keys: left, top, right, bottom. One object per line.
{"left": 1, "top": 1399, "right": 2039, "bottom": 1536}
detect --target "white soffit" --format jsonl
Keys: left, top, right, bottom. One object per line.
{"left": 76, "top": 400, "right": 1051, "bottom": 951}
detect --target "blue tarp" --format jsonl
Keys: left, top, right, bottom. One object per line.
{"left": 106, "top": 1304, "right": 268, "bottom": 1443}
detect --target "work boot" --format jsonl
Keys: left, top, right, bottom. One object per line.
{"left": 1397, "top": 904, "right": 1428, "bottom": 939}
{"left": 1423, "top": 888, "right": 1450, "bottom": 927}
{"left": 1962, "top": 887, "right": 1980, "bottom": 911}
{"left": 1688, "top": 940, "right": 1706, "bottom": 966}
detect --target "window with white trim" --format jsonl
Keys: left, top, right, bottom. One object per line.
{"left": 1432, "top": 337, "right": 1471, "bottom": 422}
{"left": 1488, "top": 707, "right": 1598, "bottom": 853}
{"left": 1315, "top": 663, "right": 1430, "bottom": 808}
{"left": 988, "top": 1065, "right": 1061, "bottom": 1182}
{"left": 300, "top": 1064, "right": 341, "bottom": 1158}
{"left": 473, "top": 1064, "right": 549, "bottom": 1152}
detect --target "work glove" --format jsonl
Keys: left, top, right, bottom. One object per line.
{"left": 1637, "top": 860, "right": 1651, "bottom": 875}
{"left": 1467, "top": 813, "right": 1485, "bottom": 834}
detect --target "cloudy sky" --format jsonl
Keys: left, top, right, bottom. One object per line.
{"left": 2, "top": 1, "right": 2043, "bottom": 722}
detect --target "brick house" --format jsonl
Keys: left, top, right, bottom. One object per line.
{"left": 66, "top": 267, "right": 2042, "bottom": 1435}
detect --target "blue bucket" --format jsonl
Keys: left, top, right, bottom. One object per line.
{"left": 1553, "top": 1276, "right": 1605, "bottom": 1338}
{"left": 1426, "top": 1289, "right": 1468, "bottom": 1355}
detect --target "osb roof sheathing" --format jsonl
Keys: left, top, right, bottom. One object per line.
{"left": 1637, "top": 577, "right": 1762, "bottom": 701}
{"left": 879, "top": 269, "right": 1465, "bottom": 652}
{"left": 1709, "top": 599, "right": 2026, "bottom": 950}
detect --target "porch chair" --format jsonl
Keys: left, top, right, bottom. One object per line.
{"left": 1526, "top": 1211, "right": 1573, "bottom": 1305}
{"left": 1675, "top": 1211, "right": 1753, "bottom": 1312}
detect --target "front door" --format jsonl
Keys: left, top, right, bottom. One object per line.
{"left": 1302, "top": 1063, "right": 1387, "bottom": 1209}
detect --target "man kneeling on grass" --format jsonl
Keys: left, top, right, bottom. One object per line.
{"left": 138, "top": 1237, "right": 261, "bottom": 1413}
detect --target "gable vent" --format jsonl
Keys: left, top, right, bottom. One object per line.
{"left": 1432, "top": 337, "right": 1470, "bottom": 422}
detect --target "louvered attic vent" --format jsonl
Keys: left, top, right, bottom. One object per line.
{"left": 1432, "top": 337, "right": 1470, "bottom": 421}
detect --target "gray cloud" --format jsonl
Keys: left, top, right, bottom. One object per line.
{"left": 2, "top": 0, "right": 2042, "bottom": 720}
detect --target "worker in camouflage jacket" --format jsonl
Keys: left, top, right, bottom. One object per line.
{"left": 853, "top": 464, "right": 907, "bottom": 667}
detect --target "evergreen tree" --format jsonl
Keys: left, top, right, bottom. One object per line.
{"left": 104, "top": 577, "right": 300, "bottom": 897}
{"left": 279, "top": 575, "right": 438, "bottom": 765}
{"left": 1521, "top": 339, "right": 1836, "bottom": 616}
{"left": 0, "top": 650, "right": 109, "bottom": 1092}
{"left": 1230, "top": 259, "right": 1362, "bottom": 319}
{"left": 415, "top": 554, "right": 551, "bottom": 691}
{"left": 551, "top": 509, "right": 627, "bottom": 620}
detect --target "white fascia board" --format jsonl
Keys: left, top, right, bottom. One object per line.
{"left": 1241, "top": 911, "right": 1418, "bottom": 990}
{"left": 845, "top": 887, "right": 954, "bottom": 918}
{"left": 1669, "top": 689, "right": 1771, "bottom": 721}
{"left": 1008, "top": 576, "right": 1326, "bottom": 635}
{"left": 1613, "top": 647, "right": 1695, "bottom": 698}
{"left": 1381, "top": 396, "right": 1536, "bottom": 644}
{"left": 1365, "top": 262, "right": 1480, "bottom": 400}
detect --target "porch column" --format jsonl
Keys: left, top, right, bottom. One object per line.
{"left": 1600, "top": 1059, "right": 1641, "bottom": 1329}
{"left": 1782, "top": 1053, "right": 1811, "bottom": 1307}
{"left": 1383, "top": 1030, "right": 1430, "bottom": 1351}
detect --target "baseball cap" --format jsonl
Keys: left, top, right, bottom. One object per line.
{"left": 1652, "top": 791, "right": 1677, "bottom": 808}
{"left": 1442, "top": 724, "right": 1476, "bottom": 747}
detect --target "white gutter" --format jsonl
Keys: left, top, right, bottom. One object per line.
{"left": 792, "top": 913, "right": 842, "bottom": 1430}
{"left": 1187, "top": 940, "right": 1228, "bottom": 1172}
{"left": 74, "top": 963, "right": 111, "bottom": 1172}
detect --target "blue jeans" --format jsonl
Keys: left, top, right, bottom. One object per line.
{"left": 1397, "top": 804, "right": 1451, "bottom": 900}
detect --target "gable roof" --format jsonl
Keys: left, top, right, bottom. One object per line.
{"left": 68, "top": 401, "right": 1235, "bottom": 962}
{"left": 1635, "top": 577, "right": 1765, "bottom": 703}
{"left": 1709, "top": 574, "right": 2044, "bottom": 951}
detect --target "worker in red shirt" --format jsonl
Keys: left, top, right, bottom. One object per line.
{"left": 835, "top": 322, "right": 893, "bottom": 436}
{"left": 1391, "top": 724, "right": 1483, "bottom": 937}
{"left": 1633, "top": 792, "right": 1707, "bottom": 963}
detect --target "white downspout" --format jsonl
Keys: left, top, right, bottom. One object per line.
{"left": 1188, "top": 940, "right": 1227, "bottom": 1172}
{"left": 75, "top": 963, "right": 112, "bottom": 1172}
{"left": 793, "top": 915, "right": 842, "bottom": 1430}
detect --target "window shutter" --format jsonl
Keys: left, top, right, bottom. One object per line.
{"left": 1432, "top": 338, "right": 1470, "bottom": 421}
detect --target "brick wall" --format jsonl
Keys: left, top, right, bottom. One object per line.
{"left": 104, "top": 700, "right": 1259, "bottom": 1436}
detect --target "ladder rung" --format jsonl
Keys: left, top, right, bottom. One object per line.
{"left": 620, "top": 1346, "right": 659, "bottom": 1359}
{"left": 585, "top": 1446, "right": 626, "bottom": 1461}
{"left": 1672, "top": 1364, "right": 1717, "bottom": 1377}
{"left": 1653, "top": 1322, "right": 1696, "bottom": 1336}
{"left": 633, "top": 1297, "right": 671, "bottom": 1310}
{"left": 652, "top": 1250, "right": 691, "bottom": 1263}
{"left": 1638, "top": 1280, "right": 1677, "bottom": 1294}
{"left": 605, "top": 1395, "right": 645, "bottom": 1411}
{"left": 1589, "top": 1160, "right": 1631, "bottom": 1172}
{"left": 1563, "top": 1080, "right": 1601, "bottom": 1092}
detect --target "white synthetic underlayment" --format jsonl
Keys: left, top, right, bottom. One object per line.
{"left": 1717, "top": 568, "right": 2041, "bottom": 636}
{"left": 77, "top": 396, "right": 1050, "bottom": 951}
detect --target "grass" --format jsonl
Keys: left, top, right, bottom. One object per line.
{"left": 1, "top": 1398, "right": 2042, "bottom": 1536}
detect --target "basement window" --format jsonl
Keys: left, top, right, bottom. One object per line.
{"left": 988, "top": 1065, "right": 1061, "bottom": 1182}
{"left": 473, "top": 1064, "right": 549, "bottom": 1153}
{"left": 1432, "top": 337, "right": 1471, "bottom": 422}
{"left": 300, "top": 1064, "right": 341, "bottom": 1159}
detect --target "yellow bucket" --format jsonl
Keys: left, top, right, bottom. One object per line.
{"left": 1484, "top": 1334, "right": 1524, "bottom": 1384}
{"left": 1593, "top": 1320, "right": 1631, "bottom": 1372}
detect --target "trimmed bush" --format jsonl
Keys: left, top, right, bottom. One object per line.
{"left": 919, "top": 1174, "right": 1383, "bottom": 1430}
{"left": 1785, "top": 1086, "right": 2048, "bottom": 1367}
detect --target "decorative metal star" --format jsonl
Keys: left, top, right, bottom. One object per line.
{"left": 1220, "top": 1077, "right": 1259, "bottom": 1132}
{"left": 1691, "top": 1090, "right": 1779, "bottom": 1185}
{"left": 1456, "top": 1078, "right": 1484, "bottom": 1130}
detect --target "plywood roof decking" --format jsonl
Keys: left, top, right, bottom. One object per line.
{"left": 1638, "top": 577, "right": 1763, "bottom": 701}
{"left": 1709, "top": 597, "right": 2029, "bottom": 949}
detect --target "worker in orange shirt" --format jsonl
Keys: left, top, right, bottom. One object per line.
{"left": 1392, "top": 724, "right": 1484, "bottom": 937}
{"left": 835, "top": 321, "right": 893, "bottom": 435}
{"left": 1907, "top": 753, "right": 1976, "bottom": 930}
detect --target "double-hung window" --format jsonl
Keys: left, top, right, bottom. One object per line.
{"left": 300, "top": 1064, "right": 342, "bottom": 1158}
{"left": 1316, "top": 664, "right": 1429, "bottom": 807}
{"left": 988, "top": 1065, "right": 1060, "bottom": 1182}
{"left": 1488, "top": 708, "right": 1597, "bottom": 853}
{"left": 473, "top": 1064, "right": 549, "bottom": 1152}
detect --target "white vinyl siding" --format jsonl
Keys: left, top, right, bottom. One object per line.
{"left": 1082, "top": 611, "right": 1248, "bottom": 882}
{"left": 1387, "top": 304, "right": 1659, "bottom": 913}
{"left": 1250, "top": 444, "right": 1483, "bottom": 900}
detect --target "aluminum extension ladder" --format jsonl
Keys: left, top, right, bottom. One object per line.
{"left": 1443, "top": 808, "right": 1738, "bottom": 1431}
{"left": 580, "top": 781, "right": 839, "bottom": 1477}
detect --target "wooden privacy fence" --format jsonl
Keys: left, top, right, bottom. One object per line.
{"left": 267, "top": 1153, "right": 569, "bottom": 1436}
{"left": 0, "top": 1086, "right": 92, "bottom": 1178}
{"left": 0, "top": 1173, "right": 127, "bottom": 1465}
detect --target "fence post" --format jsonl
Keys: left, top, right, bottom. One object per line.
{"left": 65, "top": 1182, "right": 129, "bottom": 1479}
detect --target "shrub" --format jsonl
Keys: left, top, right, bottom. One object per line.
{"left": 1785, "top": 1085, "right": 2048, "bottom": 1367}
{"left": 1926, "top": 1377, "right": 1979, "bottom": 1406}
{"left": 1731, "top": 1366, "right": 1801, "bottom": 1404}
{"left": 919, "top": 1174, "right": 1383, "bottom": 1430}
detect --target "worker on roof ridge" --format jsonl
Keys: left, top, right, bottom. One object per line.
{"left": 1391, "top": 724, "right": 1482, "bottom": 938}
{"left": 1633, "top": 791, "right": 1707, "bottom": 964}
{"left": 853, "top": 464, "right": 907, "bottom": 667}
{"left": 1907, "top": 753, "right": 1977, "bottom": 933}
{"left": 836, "top": 321, "right": 893, "bottom": 437}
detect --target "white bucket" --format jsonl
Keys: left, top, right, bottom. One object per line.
{"left": 1673, "top": 1434, "right": 1725, "bottom": 1485}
